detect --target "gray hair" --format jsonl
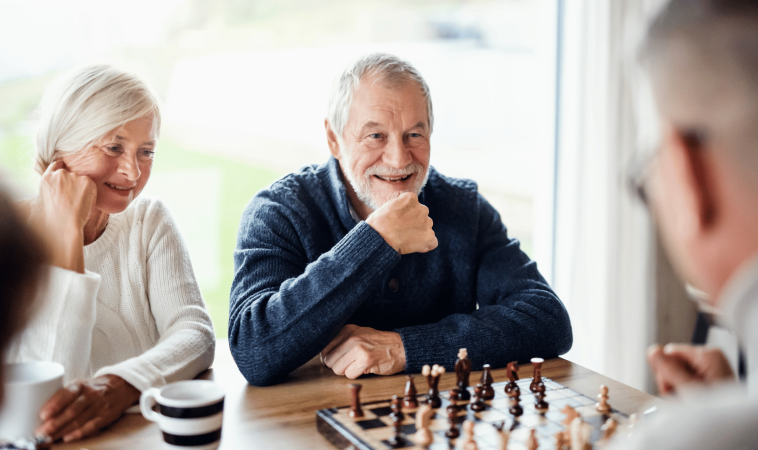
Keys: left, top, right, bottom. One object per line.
{"left": 34, "top": 64, "right": 161, "bottom": 175}
{"left": 640, "top": 0, "right": 758, "bottom": 190}
{"left": 327, "top": 53, "right": 434, "bottom": 141}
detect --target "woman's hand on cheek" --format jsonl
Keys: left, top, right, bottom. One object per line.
{"left": 36, "top": 375, "right": 140, "bottom": 443}
{"left": 30, "top": 160, "right": 97, "bottom": 272}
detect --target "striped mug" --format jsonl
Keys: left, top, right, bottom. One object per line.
{"left": 140, "top": 380, "right": 225, "bottom": 449}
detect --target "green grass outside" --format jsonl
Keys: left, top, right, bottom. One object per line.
{"left": 0, "top": 134, "right": 281, "bottom": 339}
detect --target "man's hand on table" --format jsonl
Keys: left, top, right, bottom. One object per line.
{"left": 365, "top": 192, "right": 438, "bottom": 255}
{"left": 647, "top": 343, "right": 735, "bottom": 395}
{"left": 36, "top": 374, "right": 140, "bottom": 443}
{"left": 321, "top": 324, "right": 406, "bottom": 379}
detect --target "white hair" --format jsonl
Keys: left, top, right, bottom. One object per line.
{"left": 327, "top": 53, "right": 434, "bottom": 142}
{"left": 33, "top": 64, "right": 161, "bottom": 175}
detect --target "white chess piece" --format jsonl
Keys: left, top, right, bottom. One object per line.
{"left": 570, "top": 417, "right": 592, "bottom": 450}
{"left": 413, "top": 403, "right": 434, "bottom": 446}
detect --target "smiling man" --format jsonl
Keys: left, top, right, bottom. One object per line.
{"left": 229, "top": 53, "right": 572, "bottom": 386}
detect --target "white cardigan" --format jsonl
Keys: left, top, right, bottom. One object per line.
{"left": 10, "top": 195, "right": 215, "bottom": 392}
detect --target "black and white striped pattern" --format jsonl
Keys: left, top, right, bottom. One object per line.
{"left": 154, "top": 399, "right": 223, "bottom": 449}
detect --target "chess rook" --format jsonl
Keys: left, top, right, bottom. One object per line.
{"left": 348, "top": 383, "right": 364, "bottom": 418}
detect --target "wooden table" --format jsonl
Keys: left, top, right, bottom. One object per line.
{"left": 54, "top": 340, "right": 662, "bottom": 449}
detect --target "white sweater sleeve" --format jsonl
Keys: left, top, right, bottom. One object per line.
{"left": 7, "top": 266, "right": 101, "bottom": 384}
{"left": 93, "top": 199, "right": 215, "bottom": 391}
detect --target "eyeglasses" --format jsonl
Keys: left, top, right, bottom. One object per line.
{"left": 626, "top": 128, "right": 707, "bottom": 208}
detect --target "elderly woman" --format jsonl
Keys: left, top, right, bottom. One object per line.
{"left": 9, "top": 64, "right": 215, "bottom": 443}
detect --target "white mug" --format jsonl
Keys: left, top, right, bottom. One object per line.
{"left": 141, "top": 380, "right": 225, "bottom": 450}
{"left": 0, "top": 361, "right": 64, "bottom": 439}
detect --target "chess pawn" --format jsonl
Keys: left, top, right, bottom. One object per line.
{"left": 462, "top": 420, "right": 478, "bottom": 450}
{"left": 529, "top": 357, "right": 544, "bottom": 392}
{"left": 596, "top": 385, "right": 612, "bottom": 414}
{"left": 525, "top": 428, "right": 539, "bottom": 450}
{"left": 413, "top": 403, "right": 434, "bottom": 446}
{"left": 348, "top": 383, "right": 364, "bottom": 418}
{"left": 388, "top": 396, "right": 404, "bottom": 447}
{"left": 445, "top": 404, "right": 460, "bottom": 438}
{"left": 534, "top": 382, "right": 549, "bottom": 413}
{"left": 601, "top": 417, "right": 618, "bottom": 441}
{"left": 508, "top": 386, "right": 523, "bottom": 417}
{"left": 403, "top": 375, "right": 419, "bottom": 409}
{"left": 494, "top": 422, "right": 509, "bottom": 450}
{"left": 504, "top": 361, "right": 519, "bottom": 397}
{"left": 454, "top": 348, "right": 472, "bottom": 401}
{"left": 570, "top": 417, "right": 592, "bottom": 450}
{"left": 470, "top": 383, "right": 486, "bottom": 412}
{"left": 480, "top": 364, "right": 495, "bottom": 400}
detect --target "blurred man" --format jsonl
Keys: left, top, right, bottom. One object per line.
{"left": 612, "top": 0, "right": 758, "bottom": 447}
{"left": 229, "top": 53, "right": 572, "bottom": 386}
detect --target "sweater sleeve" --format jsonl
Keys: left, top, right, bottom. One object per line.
{"left": 396, "top": 192, "right": 573, "bottom": 372}
{"left": 93, "top": 200, "right": 215, "bottom": 392}
{"left": 229, "top": 196, "right": 400, "bottom": 386}
{"left": 7, "top": 266, "right": 101, "bottom": 384}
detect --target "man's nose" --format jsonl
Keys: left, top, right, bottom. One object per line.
{"left": 383, "top": 135, "right": 412, "bottom": 169}
{"left": 119, "top": 153, "right": 141, "bottom": 181}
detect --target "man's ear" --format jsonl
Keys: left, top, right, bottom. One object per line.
{"left": 671, "top": 128, "right": 717, "bottom": 228}
{"left": 325, "top": 119, "right": 341, "bottom": 159}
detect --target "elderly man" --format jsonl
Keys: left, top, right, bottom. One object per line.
{"left": 609, "top": 0, "right": 758, "bottom": 448}
{"left": 229, "top": 53, "right": 572, "bottom": 386}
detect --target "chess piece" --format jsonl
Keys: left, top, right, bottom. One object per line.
{"left": 388, "top": 395, "right": 405, "bottom": 448}
{"left": 494, "top": 422, "right": 509, "bottom": 450}
{"left": 425, "top": 364, "right": 444, "bottom": 408}
{"left": 462, "top": 420, "right": 478, "bottom": 450}
{"left": 525, "top": 428, "right": 539, "bottom": 450}
{"left": 445, "top": 404, "right": 460, "bottom": 438}
{"left": 530, "top": 357, "right": 544, "bottom": 392}
{"left": 452, "top": 348, "right": 472, "bottom": 401}
{"left": 596, "top": 385, "right": 612, "bottom": 414}
{"left": 504, "top": 361, "right": 519, "bottom": 397}
{"left": 570, "top": 417, "right": 592, "bottom": 450}
{"left": 534, "top": 382, "right": 549, "bottom": 413}
{"left": 508, "top": 385, "right": 523, "bottom": 416}
{"left": 413, "top": 403, "right": 435, "bottom": 446}
{"left": 348, "top": 383, "right": 364, "bottom": 418}
{"left": 403, "top": 375, "right": 419, "bottom": 409}
{"left": 480, "top": 364, "right": 495, "bottom": 400}
{"left": 601, "top": 417, "right": 618, "bottom": 441}
{"left": 554, "top": 430, "right": 567, "bottom": 450}
{"left": 470, "top": 383, "right": 486, "bottom": 412}
{"left": 560, "top": 405, "right": 579, "bottom": 442}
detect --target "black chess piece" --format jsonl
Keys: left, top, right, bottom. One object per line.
{"left": 445, "top": 404, "right": 460, "bottom": 439}
{"left": 427, "top": 368, "right": 442, "bottom": 408}
{"left": 504, "top": 361, "right": 520, "bottom": 397}
{"left": 453, "top": 348, "right": 472, "bottom": 401}
{"left": 388, "top": 395, "right": 405, "bottom": 448}
{"left": 470, "top": 383, "right": 486, "bottom": 412}
{"left": 509, "top": 386, "right": 523, "bottom": 417}
{"left": 534, "top": 382, "right": 549, "bottom": 413}
{"left": 403, "top": 375, "right": 419, "bottom": 409}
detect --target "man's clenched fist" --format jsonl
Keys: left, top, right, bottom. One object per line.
{"left": 321, "top": 325, "right": 406, "bottom": 379}
{"left": 365, "top": 192, "right": 437, "bottom": 255}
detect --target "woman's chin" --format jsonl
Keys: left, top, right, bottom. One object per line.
{"left": 95, "top": 196, "right": 134, "bottom": 215}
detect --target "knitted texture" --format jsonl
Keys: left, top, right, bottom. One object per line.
{"left": 9, "top": 195, "right": 215, "bottom": 392}
{"left": 229, "top": 157, "right": 572, "bottom": 386}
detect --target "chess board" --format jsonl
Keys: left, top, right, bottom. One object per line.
{"left": 316, "top": 378, "right": 628, "bottom": 449}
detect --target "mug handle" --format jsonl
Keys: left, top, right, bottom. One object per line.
{"left": 140, "top": 388, "right": 161, "bottom": 422}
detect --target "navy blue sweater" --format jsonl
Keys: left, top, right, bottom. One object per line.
{"left": 229, "top": 157, "right": 572, "bottom": 386}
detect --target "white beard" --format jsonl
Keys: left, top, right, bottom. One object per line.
{"left": 340, "top": 147, "right": 430, "bottom": 211}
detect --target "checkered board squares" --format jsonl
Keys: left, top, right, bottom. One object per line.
{"left": 315, "top": 378, "right": 628, "bottom": 450}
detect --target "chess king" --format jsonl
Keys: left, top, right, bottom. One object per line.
{"left": 229, "top": 53, "right": 573, "bottom": 386}
{"left": 609, "top": 0, "right": 758, "bottom": 448}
